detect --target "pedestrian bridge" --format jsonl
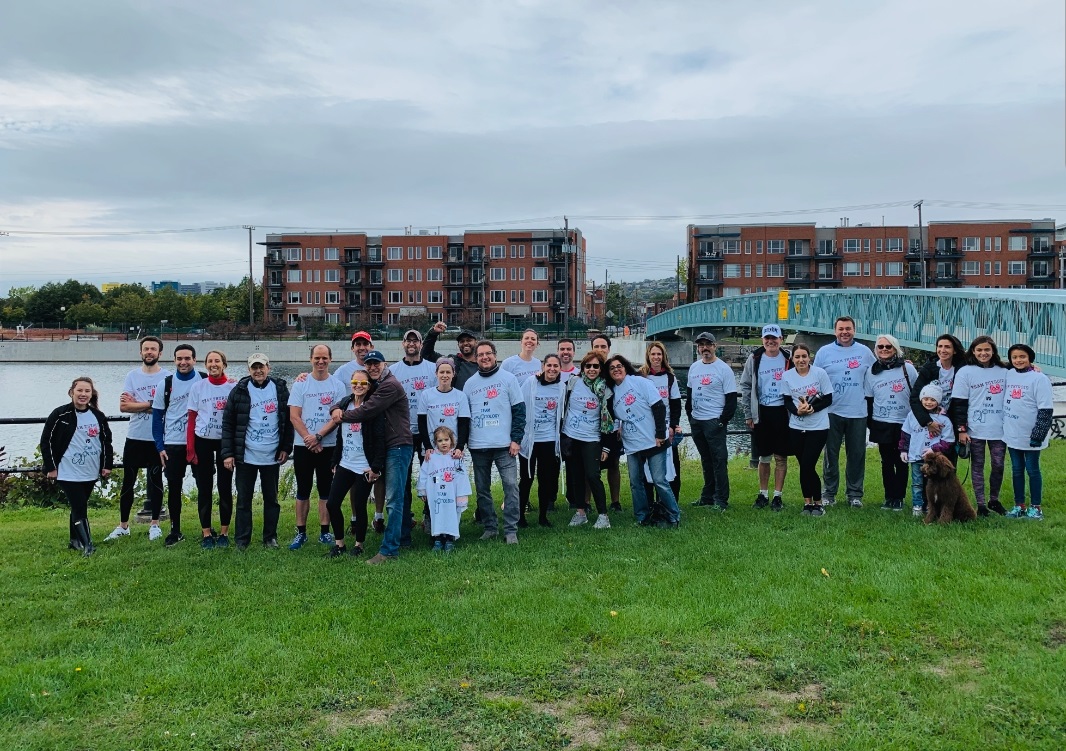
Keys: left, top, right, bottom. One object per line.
{"left": 645, "top": 289, "right": 1066, "bottom": 378}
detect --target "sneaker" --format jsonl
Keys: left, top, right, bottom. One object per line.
{"left": 569, "top": 512, "right": 588, "bottom": 527}
{"left": 977, "top": 504, "right": 989, "bottom": 517}
{"left": 148, "top": 525, "right": 163, "bottom": 541}
{"left": 443, "top": 540, "right": 455, "bottom": 553}
{"left": 505, "top": 533, "right": 518, "bottom": 545}
{"left": 1025, "top": 506, "right": 1044, "bottom": 521}
{"left": 912, "top": 505, "right": 924, "bottom": 518}
{"left": 432, "top": 540, "right": 444, "bottom": 553}
{"left": 712, "top": 500, "right": 729, "bottom": 512}
{"left": 770, "top": 497, "right": 783, "bottom": 512}
{"left": 692, "top": 498, "right": 715, "bottom": 507}
{"left": 1005, "top": 505, "right": 1026, "bottom": 519}
{"left": 880, "top": 500, "right": 893, "bottom": 510}
{"left": 372, "top": 518, "right": 385, "bottom": 534}
{"left": 810, "top": 505, "right": 826, "bottom": 517}
{"left": 349, "top": 544, "right": 364, "bottom": 557}
{"left": 200, "top": 535, "right": 216, "bottom": 550}
{"left": 593, "top": 514, "right": 611, "bottom": 530}
{"left": 326, "top": 544, "right": 347, "bottom": 559}
{"left": 801, "top": 504, "right": 814, "bottom": 516}
{"left": 655, "top": 519, "right": 679, "bottom": 529}
{"left": 988, "top": 500, "right": 1008, "bottom": 516}
{"left": 609, "top": 501, "right": 622, "bottom": 512}
{"left": 538, "top": 519, "right": 553, "bottom": 528}
{"left": 104, "top": 526, "right": 130, "bottom": 541}
{"left": 164, "top": 531, "right": 184, "bottom": 547}
{"left": 889, "top": 500, "right": 903, "bottom": 512}
{"left": 264, "top": 538, "right": 279, "bottom": 549}
{"left": 366, "top": 553, "right": 397, "bottom": 565}
{"left": 823, "top": 497, "right": 837, "bottom": 506}
{"left": 319, "top": 532, "right": 335, "bottom": 545}
{"left": 479, "top": 530, "right": 497, "bottom": 541}
{"left": 235, "top": 543, "right": 248, "bottom": 551}
{"left": 288, "top": 529, "right": 308, "bottom": 550}
{"left": 848, "top": 498, "right": 863, "bottom": 509}
{"left": 215, "top": 534, "right": 229, "bottom": 548}
{"left": 754, "top": 494, "right": 770, "bottom": 509}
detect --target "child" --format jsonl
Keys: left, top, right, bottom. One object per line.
{"left": 1002, "top": 344, "right": 1053, "bottom": 520}
{"left": 899, "top": 384, "right": 955, "bottom": 517}
{"left": 417, "top": 426, "right": 471, "bottom": 552}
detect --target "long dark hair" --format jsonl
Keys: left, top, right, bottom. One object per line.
{"left": 604, "top": 354, "right": 638, "bottom": 382}
{"left": 68, "top": 377, "right": 100, "bottom": 410}
{"left": 935, "top": 333, "right": 967, "bottom": 368}
{"left": 965, "top": 335, "right": 1006, "bottom": 369}
{"left": 536, "top": 354, "right": 562, "bottom": 385}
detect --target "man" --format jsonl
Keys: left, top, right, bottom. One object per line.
{"left": 105, "top": 336, "right": 172, "bottom": 542}
{"left": 589, "top": 334, "right": 622, "bottom": 510}
{"left": 466, "top": 340, "right": 525, "bottom": 544}
{"left": 739, "top": 325, "right": 793, "bottom": 511}
{"left": 151, "top": 343, "right": 204, "bottom": 546}
{"left": 687, "top": 331, "right": 738, "bottom": 510}
{"left": 389, "top": 329, "right": 438, "bottom": 538}
{"left": 813, "top": 316, "right": 875, "bottom": 508}
{"left": 287, "top": 344, "right": 347, "bottom": 550}
{"left": 557, "top": 338, "right": 577, "bottom": 382}
{"left": 422, "top": 321, "right": 479, "bottom": 389}
{"left": 331, "top": 349, "right": 414, "bottom": 565}
{"left": 501, "top": 329, "right": 542, "bottom": 384}
{"left": 222, "top": 354, "right": 293, "bottom": 550}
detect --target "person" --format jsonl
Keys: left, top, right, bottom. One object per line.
{"left": 864, "top": 334, "right": 919, "bottom": 512}
{"left": 739, "top": 325, "right": 793, "bottom": 511}
{"left": 909, "top": 334, "right": 966, "bottom": 462}
{"left": 589, "top": 334, "right": 622, "bottom": 510}
{"left": 465, "top": 340, "right": 525, "bottom": 544}
{"left": 949, "top": 336, "right": 1009, "bottom": 516}
{"left": 390, "top": 329, "right": 438, "bottom": 539}
{"left": 1002, "top": 344, "right": 1053, "bottom": 520}
{"left": 331, "top": 349, "right": 415, "bottom": 564}
{"left": 417, "top": 358, "right": 470, "bottom": 455}
{"left": 286, "top": 344, "right": 347, "bottom": 550}
{"left": 518, "top": 354, "right": 566, "bottom": 527}
{"left": 606, "top": 354, "right": 680, "bottom": 528}
{"left": 501, "top": 329, "right": 542, "bottom": 384}
{"left": 417, "top": 426, "right": 472, "bottom": 553}
{"left": 557, "top": 338, "right": 578, "bottom": 382}
{"left": 814, "top": 316, "right": 875, "bottom": 508}
{"left": 899, "top": 384, "right": 954, "bottom": 517}
{"left": 186, "top": 351, "right": 237, "bottom": 548}
{"left": 324, "top": 371, "right": 386, "bottom": 558}
{"left": 640, "top": 342, "right": 683, "bottom": 505}
{"left": 781, "top": 344, "right": 833, "bottom": 516}
{"left": 151, "top": 344, "right": 205, "bottom": 546}
{"left": 422, "top": 321, "right": 479, "bottom": 389}
{"left": 222, "top": 353, "right": 293, "bottom": 550}
{"left": 686, "top": 331, "right": 738, "bottom": 510}
{"left": 105, "top": 336, "right": 171, "bottom": 542}
{"left": 41, "top": 377, "right": 114, "bottom": 556}
{"left": 561, "top": 352, "right": 613, "bottom": 528}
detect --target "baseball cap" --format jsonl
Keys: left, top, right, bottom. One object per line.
{"left": 247, "top": 353, "right": 270, "bottom": 366}
{"left": 363, "top": 349, "right": 386, "bottom": 364}
{"left": 458, "top": 328, "right": 478, "bottom": 341}
{"left": 403, "top": 329, "right": 422, "bottom": 341}
{"left": 694, "top": 331, "right": 716, "bottom": 344}
{"left": 351, "top": 330, "right": 373, "bottom": 344}
{"left": 762, "top": 324, "right": 783, "bottom": 339}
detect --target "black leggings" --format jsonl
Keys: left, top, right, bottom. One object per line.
{"left": 877, "top": 441, "right": 908, "bottom": 503}
{"left": 790, "top": 429, "right": 828, "bottom": 500}
{"left": 163, "top": 445, "right": 191, "bottom": 531}
{"left": 326, "top": 466, "right": 373, "bottom": 544}
{"left": 193, "top": 436, "right": 233, "bottom": 530}
{"left": 293, "top": 445, "right": 334, "bottom": 501}
{"left": 519, "top": 442, "right": 561, "bottom": 521}
{"left": 565, "top": 438, "right": 607, "bottom": 514}
{"left": 60, "top": 479, "right": 97, "bottom": 541}
{"left": 119, "top": 440, "right": 163, "bottom": 523}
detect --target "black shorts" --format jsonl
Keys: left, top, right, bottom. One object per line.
{"left": 753, "top": 405, "right": 790, "bottom": 459}
{"left": 123, "top": 438, "right": 162, "bottom": 468}
{"left": 600, "top": 432, "right": 622, "bottom": 470}
{"left": 293, "top": 445, "right": 335, "bottom": 501}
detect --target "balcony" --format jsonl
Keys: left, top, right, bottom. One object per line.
{"left": 696, "top": 250, "right": 723, "bottom": 261}
{"left": 814, "top": 276, "right": 843, "bottom": 286}
{"left": 445, "top": 277, "right": 465, "bottom": 287}
{"left": 367, "top": 299, "right": 384, "bottom": 310}
{"left": 265, "top": 254, "right": 284, "bottom": 267}
{"left": 814, "top": 250, "right": 842, "bottom": 260}
{"left": 695, "top": 275, "right": 724, "bottom": 286}
{"left": 1027, "top": 272, "right": 1056, "bottom": 284}
{"left": 342, "top": 301, "right": 363, "bottom": 312}
{"left": 466, "top": 277, "right": 484, "bottom": 288}
{"left": 468, "top": 253, "right": 484, "bottom": 265}
{"left": 364, "top": 254, "right": 385, "bottom": 266}
{"left": 366, "top": 278, "right": 383, "bottom": 287}
{"left": 932, "top": 274, "right": 962, "bottom": 286}
{"left": 342, "top": 277, "right": 361, "bottom": 289}
{"left": 341, "top": 253, "right": 362, "bottom": 267}
{"left": 786, "top": 274, "right": 813, "bottom": 287}
{"left": 267, "top": 298, "right": 284, "bottom": 310}
{"left": 267, "top": 278, "right": 284, "bottom": 289}
{"left": 904, "top": 274, "right": 924, "bottom": 286}
{"left": 934, "top": 248, "right": 963, "bottom": 260}
{"left": 445, "top": 252, "right": 465, "bottom": 265}
{"left": 904, "top": 248, "right": 925, "bottom": 260}
{"left": 1029, "top": 245, "right": 1055, "bottom": 258}
{"left": 445, "top": 300, "right": 465, "bottom": 308}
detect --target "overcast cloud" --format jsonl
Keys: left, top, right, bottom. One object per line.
{"left": 1, "top": 0, "right": 1063, "bottom": 293}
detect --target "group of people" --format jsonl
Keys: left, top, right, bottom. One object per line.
{"left": 41, "top": 318, "right": 1054, "bottom": 560}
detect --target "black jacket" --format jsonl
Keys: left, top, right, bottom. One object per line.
{"left": 40, "top": 403, "right": 115, "bottom": 475}
{"left": 420, "top": 329, "right": 479, "bottom": 390}
{"left": 221, "top": 376, "right": 294, "bottom": 463}
{"left": 909, "top": 358, "right": 958, "bottom": 429}
{"left": 330, "top": 394, "right": 387, "bottom": 474}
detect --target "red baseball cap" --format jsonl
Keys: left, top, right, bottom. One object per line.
{"left": 351, "top": 331, "right": 373, "bottom": 344}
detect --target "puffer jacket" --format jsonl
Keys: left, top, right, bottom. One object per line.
{"left": 334, "top": 366, "right": 413, "bottom": 449}
{"left": 221, "top": 376, "right": 294, "bottom": 462}
{"left": 40, "top": 402, "right": 115, "bottom": 475}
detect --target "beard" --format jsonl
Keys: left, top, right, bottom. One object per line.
{"left": 142, "top": 354, "right": 158, "bottom": 366}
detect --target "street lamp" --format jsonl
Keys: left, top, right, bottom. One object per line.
{"left": 160, "top": 319, "right": 168, "bottom": 338}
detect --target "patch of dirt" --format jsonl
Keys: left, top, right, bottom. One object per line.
{"left": 323, "top": 703, "right": 396, "bottom": 732}
{"left": 1048, "top": 621, "right": 1066, "bottom": 649}
{"left": 702, "top": 674, "right": 719, "bottom": 688}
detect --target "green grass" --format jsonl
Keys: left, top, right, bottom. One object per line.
{"left": 2, "top": 445, "right": 1065, "bottom": 750}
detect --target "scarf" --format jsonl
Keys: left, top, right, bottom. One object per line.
{"left": 582, "top": 373, "right": 615, "bottom": 433}
{"left": 870, "top": 355, "right": 904, "bottom": 375}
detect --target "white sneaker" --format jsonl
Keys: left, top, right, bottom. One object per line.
{"left": 148, "top": 525, "right": 163, "bottom": 541}
{"left": 569, "top": 512, "right": 588, "bottom": 527}
{"left": 912, "top": 506, "right": 924, "bottom": 518}
{"left": 104, "top": 526, "right": 130, "bottom": 541}
{"left": 593, "top": 514, "right": 611, "bottom": 530}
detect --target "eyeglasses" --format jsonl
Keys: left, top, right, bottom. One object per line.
{"left": 875, "top": 344, "right": 894, "bottom": 350}
{"left": 608, "top": 365, "right": 625, "bottom": 371}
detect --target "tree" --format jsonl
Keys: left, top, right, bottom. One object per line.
{"left": 103, "top": 284, "right": 150, "bottom": 302}
{"left": 24, "top": 280, "right": 103, "bottom": 322}
{"left": 149, "top": 287, "right": 193, "bottom": 328}
{"left": 107, "top": 292, "right": 149, "bottom": 327}
{"left": 65, "top": 301, "right": 108, "bottom": 327}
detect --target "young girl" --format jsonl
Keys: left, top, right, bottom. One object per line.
{"left": 899, "top": 384, "right": 954, "bottom": 517}
{"left": 1002, "top": 344, "right": 1053, "bottom": 520}
{"left": 780, "top": 344, "right": 833, "bottom": 516}
{"left": 417, "top": 426, "right": 471, "bottom": 552}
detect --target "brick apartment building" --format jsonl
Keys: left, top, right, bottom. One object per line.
{"left": 688, "top": 219, "right": 1061, "bottom": 302}
{"left": 262, "top": 228, "right": 586, "bottom": 330}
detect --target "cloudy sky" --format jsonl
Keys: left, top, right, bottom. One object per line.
{"left": 1, "top": 0, "right": 1063, "bottom": 294}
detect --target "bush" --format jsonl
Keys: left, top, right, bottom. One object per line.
{"left": 0, "top": 449, "right": 122, "bottom": 509}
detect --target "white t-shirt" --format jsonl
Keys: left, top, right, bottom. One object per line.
{"left": 339, "top": 420, "right": 370, "bottom": 473}
{"left": 864, "top": 363, "right": 919, "bottom": 424}
{"left": 901, "top": 412, "right": 954, "bottom": 462}
{"left": 243, "top": 380, "right": 281, "bottom": 465}
{"left": 189, "top": 379, "right": 237, "bottom": 440}
{"left": 1003, "top": 369, "right": 1054, "bottom": 451}
{"left": 814, "top": 341, "right": 875, "bottom": 419}
{"left": 390, "top": 359, "right": 438, "bottom": 433}
{"left": 687, "top": 358, "right": 738, "bottom": 421}
{"left": 58, "top": 410, "right": 103, "bottom": 482}
{"left": 562, "top": 379, "right": 603, "bottom": 443}
{"left": 465, "top": 369, "right": 523, "bottom": 449}
{"left": 781, "top": 367, "right": 833, "bottom": 432}
{"left": 559, "top": 366, "right": 578, "bottom": 384}
{"left": 934, "top": 365, "right": 956, "bottom": 411}
{"left": 645, "top": 371, "right": 681, "bottom": 413}
{"left": 287, "top": 374, "right": 348, "bottom": 448}
{"left": 416, "top": 452, "right": 471, "bottom": 538}
{"left": 611, "top": 375, "right": 665, "bottom": 453}
{"left": 531, "top": 381, "right": 563, "bottom": 442}
{"left": 501, "top": 355, "right": 542, "bottom": 384}
{"left": 152, "top": 372, "right": 203, "bottom": 446}
{"left": 334, "top": 358, "right": 366, "bottom": 386}
{"left": 756, "top": 353, "right": 788, "bottom": 406}
{"left": 123, "top": 368, "right": 170, "bottom": 441}
{"left": 417, "top": 387, "right": 470, "bottom": 442}
{"left": 951, "top": 365, "right": 1007, "bottom": 441}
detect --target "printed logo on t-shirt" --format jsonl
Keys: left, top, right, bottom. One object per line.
{"left": 847, "top": 359, "right": 860, "bottom": 369}
{"left": 443, "top": 470, "right": 454, "bottom": 482}
{"left": 891, "top": 382, "right": 904, "bottom": 393}
{"left": 87, "top": 426, "right": 99, "bottom": 438}
{"left": 659, "top": 387, "right": 669, "bottom": 398}
{"left": 1010, "top": 387, "right": 1023, "bottom": 399}
{"left": 264, "top": 401, "right": 277, "bottom": 413}
{"left": 348, "top": 423, "right": 361, "bottom": 433}
{"left": 319, "top": 394, "right": 332, "bottom": 405}
{"left": 989, "top": 383, "right": 1002, "bottom": 394}
{"left": 624, "top": 393, "right": 636, "bottom": 406}
{"left": 443, "top": 405, "right": 456, "bottom": 416}
{"left": 215, "top": 398, "right": 227, "bottom": 410}
{"left": 486, "top": 387, "right": 498, "bottom": 399}
{"left": 806, "top": 385, "right": 818, "bottom": 396}
{"left": 546, "top": 399, "right": 557, "bottom": 411}
{"left": 700, "top": 375, "right": 711, "bottom": 385}
{"left": 585, "top": 399, "right": 597, "bottom": 410}
{"left": 413, "top": 378, "right": 427, "bottom": 391}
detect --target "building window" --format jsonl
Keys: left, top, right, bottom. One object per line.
{"left": 1008, "top": 261, "right": 1026, "bottom": 275}
{"left": 532, "top": 312, "right": 547, "bottom": 325}
{"left": 876, "top": 239, "right": 883, "bottom": 252}
{"left": 767, "top": 240, "right": 784, "bottom": 254}
{"left": 963, "top": 237, "right": 980, "bottom": 252}
{"left": 388, "top": 291, "right": 402, "bottom": 304}
{"left": 756, "top": 241, "right": 763, "bottom": 254}
{"left": 450, "top": 290, "right": 463, "bottom": 305}
{"left": 287, "top": 292, "right": 301, "bottom": 304}
{"left": 723, "top": 240, "right": 740, "bottom": 254}
{"left": 490, "top": 268, "right": 506, "bottom": 281}
{"left": 490, "top": 290, "right": 506, "bottom": 303}
{"left": 407, "top": 247, "right": 422, "bottom": 260}
{"left": 843, "top": 262, "right": 861, "bottom": 276}
{"left": 471, "top": 269, "right": 483, "bottom": 284}
{"left": 285, "top": 248, "right": 302, "bottom": 261}
{"left": 743, "top": 264, "right": 752, "bottom": 278}
{"left": 724, "top": 287, "right": 742, "bottom": 297}
{"left": 843, "top": 239, "right": 860, "bottom": 253}
{"left": 287, "top": 269, "right": 302, "bottom": 283}
{"left": 983, "top": 261, "right": 992, "bottom": 275}
{"left": 1008, "top": 236, "right": 1026, "bottom": 251}
{"left": 368, "top": 270, "right": 382, "bottom": 285}
{"left": 387, "top": 246, "right": 402, "bottom": 260}
{"left": 388, "top": 269, "right": 403, "bottom": 282}
{"left": 324, "top": 269, "right": 339, "bottom": 283}
{"left": 886, "top": 262, "right": 903, "bottom": 277}
{"left": 323, "top": 247, "right": 338, "bottom": 261}
{"left": 428, "top": 290, "right": 442, "bottom": 304}
{"left": 875, "top": 263, "right": 883, "bottom": 276}
{"left": 288, "top": 313, "right": 299, "bottom": 327}
{"left": 532, "top": 244, "right": 548, "bottom": 258}
{"left": 818, "top": 239, "right": 835, "bottom": 255}
{"left": 744, "top": 241, "right": 751, "bottom": 253}
{"left": 490, "top": 245, "right": 506, "bottom": 258}
{"left": 863, "top": 262, "right": 871, "bottom": 276}
{"left": 449, "top": 269, "right": 463, "bottom": 284}
{"left": 367, "top": 248, "right": 382, "bottom": 263}
{"left": 387, "top": 314, "right": 399, "bottom": 325}
{"left": 994, "top": 261, "right": 1001, "bottom": 275}
{"left": 427, "top": 268, "right": 442, "bottom": 282}
{"left": 509, "top": 268, "right": 517, "bottom": 281}
{"left": 863, "top": 239, "right": 871, "bottom": 252}
{"left": 755, "top": 264, "right": 763, "bottom": 277}
{"left": 369, "top": 291, "right": 382, "bottom": 306}
{"left": 962, "top": 261, "right": 980, "bottom": 275}
{"left": 888, "top": 238, "right": 903, "bottom": 252}
{"left": 766, "top": 264, "right": 784, "bottom": 278}
{"left": 529, "top": 267, "right": 546, "bottom": 281}
{"left": 724, "top": 264, "right": 741, "bottom": 278}
{"left": 532, "top": 290, "right": 547, "bottom": 303}
{"left": 312, "top": 248, "right": 320, "bottom": 261}
{"left": 325, "top": 291, "right": 339, "bottom": 304}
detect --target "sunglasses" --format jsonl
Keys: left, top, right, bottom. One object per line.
{"left": 351, "top": 380, "right": 370, "bottom": 386}
{"left": 875, "top": 344, "right": 895, "bottom": 350}
{"left": 584, "top": 363, "right": 601, "bottom": 369}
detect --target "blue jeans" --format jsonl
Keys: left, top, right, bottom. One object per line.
{"left": 471, "top": 448, "right": 520, "bottom": 535}
{"left": 628, "top": 446, "right": 680, "bottom": 523}
{"left": 379, "top": 444, "right": 414, "bottom": 557}
{"left": 1007, "top": 448, "right": 1043, "bottom": 507}
{"left": 909, "top": 462, "right": 926, "bottom": 510}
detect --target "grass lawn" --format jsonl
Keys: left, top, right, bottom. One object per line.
{"left": 2, "top": 444, "right": 1064, "bottom": 750}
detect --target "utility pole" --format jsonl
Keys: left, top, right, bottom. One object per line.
{"left": 563, "top": 216, "right": 570, "bottom": 337}
{"left": 676, "top": 255, "right": 681, "bottom": 309}
{"left": 913, "top": 200, "right": 926, "bottom": 288}
{"left": 480, "top": 247, "right": 486, "bottom": 333}
{"left": 243, "top": 225, "right": 255, "bottom": 325}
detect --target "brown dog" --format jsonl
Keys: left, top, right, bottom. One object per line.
{"left": 921, "top": 453, "right": 977, "bottom": 524}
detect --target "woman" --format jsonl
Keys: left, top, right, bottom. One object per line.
{"left": 606, "top": 354, "right": 679, "bottom": 528}
{"left": 417, "top": 357, "right": 470, "bottom": 456}
{"left": 640, "top": 342, "right": 683, "bottom": 503}
{"left": 325, "top": 372, "right": 387, "bottom": 556}
{"left": 186, "top": 350, "right": 237, "bottom": 549}
{"left": 910, "top": 333, "right": 966, "bottom": 454}
{"left": 560, "top": 352, "right": 613, "bottom": 528}
{"left": 41, "top": 377, "right": 114, "bottom": 556}
{"left": 519, "top": 354, "right": 566, "bottom": 527}
{"left": 781, "top": 344, "right": 833, "bottom": 516}
{"left": 863, "top": 334, "right": 919, "bottom": 512}
{"left": 949, "top": 336, "right": 1009, "bottom": 516}
{"left": 1002, "top": 344, "right": 1053, "bottom": 520}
